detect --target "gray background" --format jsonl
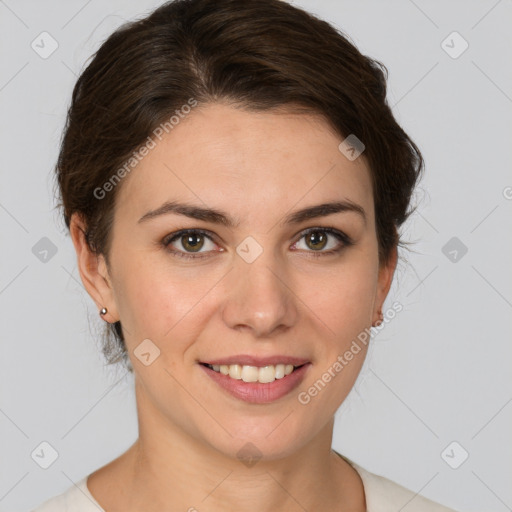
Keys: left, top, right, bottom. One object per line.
{"left": 1, "top": 1, "right": 511, "bottom": 511}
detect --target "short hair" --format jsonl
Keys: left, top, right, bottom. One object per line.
{"left": 54, "top": 0, "right": 424, "bottom": 370}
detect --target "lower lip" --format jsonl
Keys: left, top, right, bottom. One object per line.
{"left": 199, "top": 363, "right": 311, "bottom": 404}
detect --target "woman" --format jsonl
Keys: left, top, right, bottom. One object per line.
{"left": 33, "top": 0, "right": 459, "bottom": 510}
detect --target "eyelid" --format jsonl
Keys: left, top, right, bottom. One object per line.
{"left": 162, "top": 225, "right": 353, "bottom": 258}
{"left": 163, "top": 228, "right": 217, "bottom": 245}
{"left": 293, "top": 226, "right": 353, "bottom": 246}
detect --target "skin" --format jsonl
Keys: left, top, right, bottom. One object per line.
{"left": 70, "top": 102, "right": 397, "bottom": 511}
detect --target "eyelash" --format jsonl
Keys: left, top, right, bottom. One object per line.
{"left": 162, "top": 227, "right": 354, "bottom": 260}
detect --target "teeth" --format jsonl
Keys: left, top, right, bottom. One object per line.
{"left": 207, "top": 363, "right": 299, "bottom": 383}
{"left": 275, "top": 364, "right": 285, "bottom": 379}
{"left": 229, "top": 364, "right": 242, "bottom": 379}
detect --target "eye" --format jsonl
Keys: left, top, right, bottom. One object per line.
{"left": 162, "top": 226, "right": 353, "bottom": 260}
{"left": 291, "top": 227, "right": 353, "bottom": 256}
{"left": 163, "top": 229, "right": 220, "bottom": 259}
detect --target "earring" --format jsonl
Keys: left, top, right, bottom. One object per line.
{"left": 99, "top": 307, "right": 108, "bottom": 316}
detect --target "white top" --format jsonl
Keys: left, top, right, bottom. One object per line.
{"left": 32, "top": 455, "right": 458, "bottom": 511}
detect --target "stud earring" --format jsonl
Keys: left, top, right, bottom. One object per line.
{"left": 100, "top": 307, "right": 108, "bottom": 316}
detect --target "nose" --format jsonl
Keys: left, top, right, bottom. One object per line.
{"left": 221, "top": 249, "right": 299, "bottom": 339}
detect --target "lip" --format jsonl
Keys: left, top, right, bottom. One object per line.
{"left": 200, "top": 355, "right": 310, "bottom": 367}
{"left": 199, "top": 362, "right": 311, "bottom": 404}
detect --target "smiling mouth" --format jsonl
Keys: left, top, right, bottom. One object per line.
{"left": 200, "top": 363, "right": 306, "bottom": 384}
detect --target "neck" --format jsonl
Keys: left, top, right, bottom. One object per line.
{"left": 92, "top": 380, "right": 365, "bottom": 512}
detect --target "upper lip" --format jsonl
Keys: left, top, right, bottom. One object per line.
{"left": 200, "top": 355, "right": 310, "bottom": 367}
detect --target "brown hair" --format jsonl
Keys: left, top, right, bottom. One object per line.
{"left": 54, "top": 0, "right": 424, "bottom": 370}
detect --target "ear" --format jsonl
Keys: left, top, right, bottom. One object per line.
{"left": 69, "top": 213, "right": 119, "bottom": 323}
{"left": 372, "top": 244, "right": 398, "bottom": 326}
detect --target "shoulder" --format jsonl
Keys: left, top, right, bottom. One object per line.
{"left": 31, "top": 476, "right": 104, "bottom": 512}
{"left": 341, "top": 455, "right": 459, "bottom": 512}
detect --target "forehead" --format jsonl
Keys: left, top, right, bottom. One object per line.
{"left": 115, "top": 103, "right": 374, "bottom": 226}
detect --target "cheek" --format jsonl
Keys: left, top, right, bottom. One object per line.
{"left": 294, "top": 269, "right": 375, "bottom": 425}
{"left": 302, "top": 256, "right": 378, "bottom": 339}
{"left": 113, "top": 251, "right": 223, "bottom": 350}
{"left": 294, "top": 251, "right": 378, "bottom": 410}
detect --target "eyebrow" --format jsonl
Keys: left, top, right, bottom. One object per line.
{"left": 137, "top": 200, "right": 366, "bottom": 227}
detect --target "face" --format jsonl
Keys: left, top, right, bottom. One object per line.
{"left": 73, "top": 102, "right": 396, "bottom": 461}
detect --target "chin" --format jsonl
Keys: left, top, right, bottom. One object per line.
{"left": 197, "top": 413, "right": 319, "bottom": 464}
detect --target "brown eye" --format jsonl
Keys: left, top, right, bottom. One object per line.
{"left": 180, "top": 233, "right": 205, "bottom": 252}
{"left": 305, "top": 231, "right": 328, "bottom": 251}
{"left": 292, "top": 227, "right": 353, "bottom": 256}
{"left": 163, "top": 229, "right": 218, "bottom": 258}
